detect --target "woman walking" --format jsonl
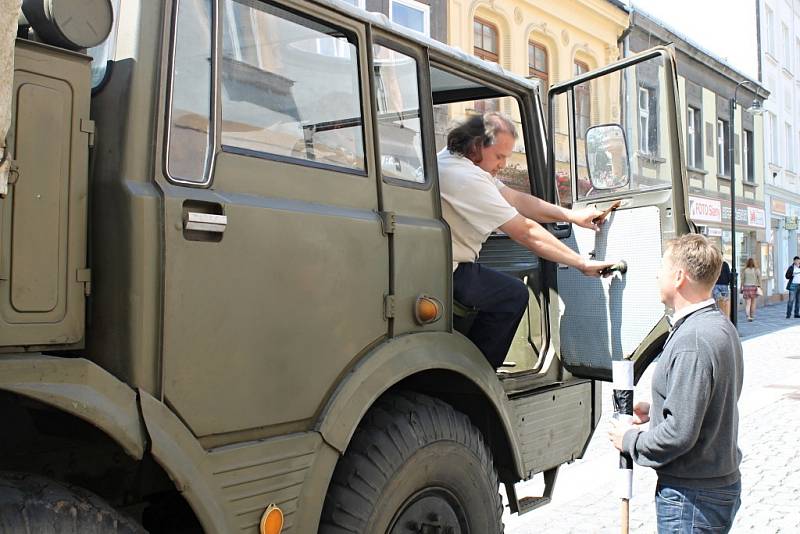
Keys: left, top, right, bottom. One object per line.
{"left": 741, "top": 258, "right": 761, "bottom": 321}
{"left": 714, "top": 260, "right": 732, "bottom": 318}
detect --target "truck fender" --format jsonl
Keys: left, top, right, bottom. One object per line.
{"left": 138, "top": 390, "right": 232, "bottom": 534}
{"left": 0, "top": 355, "right": 147, "bottom": 459}
{"left": 314, "top": 331, "right": 525, "bottom": 478}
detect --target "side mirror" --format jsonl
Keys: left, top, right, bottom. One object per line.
{"left": 585, "top": 124, "right": 630, "bottom": 191}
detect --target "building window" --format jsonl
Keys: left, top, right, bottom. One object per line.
{"left": 783, "top": 23, "right": 791, "bottom": 68}
{"left": 574, "top": 60, "right": 590, "bottom": 139}
{"left": 766, "top": 6, "right": 775, "bottom": 56}
{"left": 528, "top": 41, "right": 548, "bottom": 88}
{"left": 743, "top": 129, "right": 754, "bottom": 183}
{"left": 786, "top": 122, "right": 793, "bottom": 171}
{"left": 770, "top": 112, "right": 779, "bottom": 164}
{"left": 717, "top": 119, "right": 729, "bottom": 176}
{"left": 219, "top": 0, "right": 366, "bottom": 172}
{"left": 473, "top": 18, "right": 498, "bottom": 63}
{"left": 687, "top": 106, "right": 703, "bottom": 169}
{"left": 390, "top": 0, "right": 430, "bottom": 36}
{"left": 796, "top": 38, "right": 800, "bottom": 73}
{"left": 638, "top": 87, "right": 650, "bottom": 153}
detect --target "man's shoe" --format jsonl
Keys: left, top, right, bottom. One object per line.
{"left": 794, "top": 315, "right": 800, "bottom": 318}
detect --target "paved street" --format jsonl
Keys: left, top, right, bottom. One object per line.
{"left": 504, "top": 302, "right": 800, "bottom": 533}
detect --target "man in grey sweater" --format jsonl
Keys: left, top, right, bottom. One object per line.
{"left": 609, "top": 234, "right": 743, "bottom": 533}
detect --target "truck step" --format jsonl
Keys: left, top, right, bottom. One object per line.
{"left": 505, "top": 466, "right": 559, "bottom": 516}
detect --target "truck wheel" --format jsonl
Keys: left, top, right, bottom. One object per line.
{"left": 0, "top": 472, "right": 145, "bottom": 533}
{"left": 320, "top": 391, "right": 504, "bottom": 533}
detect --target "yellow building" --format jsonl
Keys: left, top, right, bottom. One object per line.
{"left": 446, "top": 0, "right": 629, "bottom": 202}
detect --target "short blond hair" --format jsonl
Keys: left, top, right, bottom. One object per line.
{"left": 665, "top": 234, "right": 722, "bottom": 288}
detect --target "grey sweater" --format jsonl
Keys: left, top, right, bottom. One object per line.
{"left": 622, "top": 305, "right": 743, "bottom": 488}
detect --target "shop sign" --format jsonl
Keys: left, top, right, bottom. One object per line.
{"left": 689, "top": 196, "right": 722, "bottom": 222}
{"left": 721, "top": 206, "right": 749, "bottom": 225}
{"left": 747, "top": 207, "right": 766, "bottom": 228}
{"left": 787, "top": 216, "right": 799, "bottom": 231}
{"left": 771, "top": 198, "right": 787, "bottom": 215}
{"left": 706, "top": 227, "right": 723, "bottom": 237}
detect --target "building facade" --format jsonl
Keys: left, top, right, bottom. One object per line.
{"left": 627, "top": 10, "right": 770, "bottom": 301}
{"left": 758, "top": 0, "right": 800, "bottom": 300}
{"left": 443, "top": 0, "right": 629, "bottom": 202}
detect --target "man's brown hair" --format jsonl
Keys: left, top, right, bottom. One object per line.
{"left": 665, "top": 234, "right": 722, "bottom": 288}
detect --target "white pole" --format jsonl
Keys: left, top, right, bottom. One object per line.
{"left": 612, "top": 360, "right": 634, "bottom": 534}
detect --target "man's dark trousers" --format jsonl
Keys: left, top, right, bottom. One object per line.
{"left": 453, "top": 262, "right": 529, "bottom": 368}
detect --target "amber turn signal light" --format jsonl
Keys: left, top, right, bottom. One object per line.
{"left": 259, "top": 504, "right": 284, "bottom": 534}
{"left": 415, "top": 295, "right": 442, "bottom": 325}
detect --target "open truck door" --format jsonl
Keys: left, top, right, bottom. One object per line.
{"left": 548, "top": 47, "right": 692, "bottom": 382}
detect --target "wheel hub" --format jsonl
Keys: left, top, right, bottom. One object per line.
{"left": 389, "top": 487, "right": 467, "bottom": 534}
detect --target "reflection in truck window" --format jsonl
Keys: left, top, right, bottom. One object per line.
{"left": 434, "top": 97, "right": 531, "bottom": 195}
{"left": 219, "top": 0, "right": 365, "bottom": 172}
{"left": 167, "top": 0, "right": 214, "bottom": 184}
{"left": 88, "top": 0, "right": 121, "bottom": 89}
{"left": 373, "top": 44, "right": 425, "bottom": 183}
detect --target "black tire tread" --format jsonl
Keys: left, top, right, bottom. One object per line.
{"left": 320, "top": 391, "right": 503, "bottom": 533}
{"left": 0, "top": 472, "right": 145, "bottom": 534}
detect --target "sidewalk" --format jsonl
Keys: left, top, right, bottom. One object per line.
{"left": 735, "top": 299, "right": 800, "bottom": 339}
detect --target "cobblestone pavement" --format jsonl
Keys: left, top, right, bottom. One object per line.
{"left": 503, "top": 303, "right": 800, "bottom": 533}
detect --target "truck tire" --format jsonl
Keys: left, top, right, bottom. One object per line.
{"left": 0, "top": 472, "right": 145, "bottom": 534}
{"left": 320, "top": 391, "right": 504, "bottom": 534}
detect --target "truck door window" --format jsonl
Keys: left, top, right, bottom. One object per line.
{"left": 552, "top": 54, "right": 673, "bottom": 206}
{"left": 219, "top": 0, "right": 366, "bottom": 173}
{"left": 167, "top": 0, "right": 214, "bottom": 184}
{"left": 373, "top": 44, "right": 426, "bottom": 184}
{"left": 433, "top": 97, "right": 531, "bottom": 195}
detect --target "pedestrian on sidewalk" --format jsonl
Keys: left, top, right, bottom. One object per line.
{"left": 713, "top": 260, "right": 731, "bottom": 319}
{"left": 741, "top": 258, "right": 761, "bottom": 322}
{"left": 786, "top": 256, "right": 800, "bottom": 319}
{"left": 608, "top": 234, "right": 743, "bottom": 534}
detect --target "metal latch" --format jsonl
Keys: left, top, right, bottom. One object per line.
{"left": 378, "top": 210, "right": 396, "bottom": 235}
{"left": 76, "top": 268, "right": 92, "bottom": 296}
{"left": 80, "top": 119, "right": 96, "bottom": 147}
{"left": 383, "top": 294, "right": 396, "bottom": 319}
{"left": 184, "top": 212, "right": 228, "bottom": 233}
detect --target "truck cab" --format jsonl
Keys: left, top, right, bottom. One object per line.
{"left": 0, "top": 1, "right": 690, "bottom": 532}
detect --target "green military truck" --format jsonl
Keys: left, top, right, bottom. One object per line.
{"left": 0, "top": 0, "right": 692, "bottom": 532}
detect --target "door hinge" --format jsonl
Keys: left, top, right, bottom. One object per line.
{"left": 383, "top": 294, "right": 396, "bottom": 319}
{"left": 80, "top": 119, "right": 96, "bottom": 147}
{"left": 378, "top": 210, "right": 396, "bottom": 235}
{"left": 76, "top": 268, "right": 92, "bottom": 296}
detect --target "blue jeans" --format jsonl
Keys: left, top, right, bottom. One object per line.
{"left": 452, "top": 263, "right": 528, "bottom": 369}
{"left": 787, "top": 283, "right": 800, "bottom": 317}
{"left": 655, "top": 480, "right": 741, "bottom": 533}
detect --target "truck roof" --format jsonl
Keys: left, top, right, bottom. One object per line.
{"left": 312, "top": 0, "right": 541, "bottom": 92}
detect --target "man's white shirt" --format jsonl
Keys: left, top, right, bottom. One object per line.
{"left": 437, "top": 149, "right": 518, "bottom": 270}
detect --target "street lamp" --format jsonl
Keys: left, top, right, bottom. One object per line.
{"left": 729, "top": 81, "right": 763, "bottom": 327}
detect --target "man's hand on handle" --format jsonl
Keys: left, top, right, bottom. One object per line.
{"left": 579, "top": 259, "right": 617, "bottom": 278}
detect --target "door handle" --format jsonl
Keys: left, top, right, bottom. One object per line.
{"left": 183, "top": 212, "right": 227, "bottom": 233}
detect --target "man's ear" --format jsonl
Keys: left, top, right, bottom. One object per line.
{"left": 674, "top": 268, "right": 687, "bottom": 289}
